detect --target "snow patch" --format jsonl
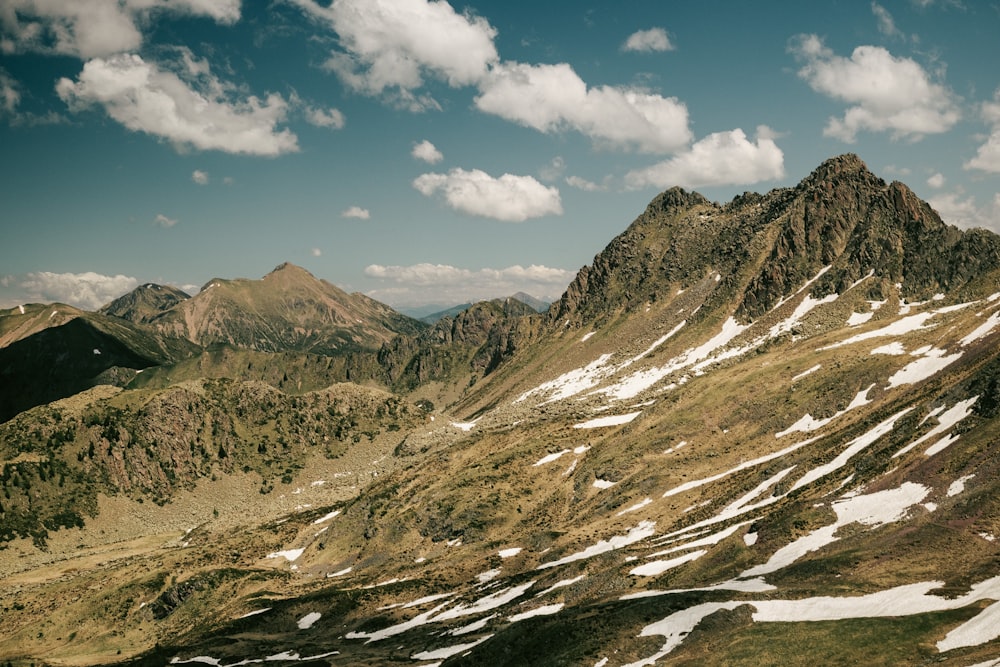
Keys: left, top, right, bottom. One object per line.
{"left": 533, "top": 449, "right": 571, "bottom": 467}
{"left": 311, "top": 510, "right": 340, "bottom": 525}
{"left": 573, "top": 411, "right": 642, "bottom": 429}
{"left": 847, "top": 311, "right": 874, "bottom": 326}
{"left": 538, "top": 522, "right": 656, "bottom": 569}
{"left": 296, "top": 612, "right": 321, "bottom": 629}
{"left": 791, "top": 364, "right": 821, "bottom": 382}
{"left": 887, "top": 348, "right": 962, "bottom": 388}
{"left": 581, "top": 331, "right": 596, "bottom": 342}
{"left": 617, "top": 498, "right": 653, "bottom": 516}
{"left": 498, "top": 547, "right": 522, "bottom": 559}
{"left": 629, "top": 550, "right": 707, "bottom": 577}
{"left": 947, "top": 474, "right": 975, "bottom": 497}
{"left": 508, "top": 603, "right": 564, "bottom": 622}
{"left": 266, "top": 548, "right": 305, "bottom": 562}
{"left": 592, "top": 479, "right": 616, "bottom": 489}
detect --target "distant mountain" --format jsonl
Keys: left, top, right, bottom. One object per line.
{"left": 413, "top": 302, "right": 473, "bottom": 324}
{"left": 0, "top": 310, "right": 198, "bottom": 422}
{"left": 140, "top": 262, "right": 426, "bottom": 354}
{"left": 99, "top": 283, "right": 190, "bottom": 324}
{"left": 7, "top": 156, "right": 1000, "bottom": 666}
{"left": 510, "top": 291, "right": 550, "bottom": 312}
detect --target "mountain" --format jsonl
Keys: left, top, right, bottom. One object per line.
{"left": 510, "top": 291, "right": 550, "bottom": 312}
{"left": 142, "top": 262, "right": 427, "bottom": 354}
{"left": 0, "top": 308, "right": 199, "bottom": 422}
{"left": 99, "top": 283, "right": 191, "bottom": 324}
{"left": 3, "top": 156, "right": 1000, "bottom": 666}
{"left": 414, "top": 302, "right": 474, "bottom": 324}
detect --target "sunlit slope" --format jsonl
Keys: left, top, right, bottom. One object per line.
{"left": 130, "top": 155, "right": 1000, "bottom": 665}
{"left": 2, "top": 155, "right": 999, "bottom": 666}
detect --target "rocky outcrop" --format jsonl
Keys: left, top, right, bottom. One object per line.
{"left": 549, "top": 154, "right": 1000, "bottom": 326}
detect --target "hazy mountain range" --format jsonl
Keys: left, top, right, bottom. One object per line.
{"left": 2, "top": 155, "right": 999, "bottom": 666}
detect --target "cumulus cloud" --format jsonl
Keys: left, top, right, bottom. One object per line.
{"left": 191, "top": 169, "right": 209, "bottom": 185}
{"left": 364, "top": 262, "right": 573, "bottom": 307}
{"left": 56, "top": 53, "right": 298, "bottom": 156}
{"left": 625, "top": 126, "right": 784, "bottom": 190}
{"left": 926, "top": 172, "right": 945, "bottom": 188}
{"left": 154, "top": 213, "right": 178, "bottom": 227}
{"left": 622, "top": 27, "right": 674, "bottom": 53}
{"left": 341, "top": 205, "right": 370, "bottom": 219}
{"left": 789, "top": 34, "right": 960, "bottom": 142}
{"left": 4, "top": 271, "right": 139, "bottom": 310}
{"left": 305, "top": 105, "right": 345, "bottom": 129}
{"left": 413, "top": 168, "right": 563, "bottom": 222}
{"left": 291, "top": 0, "right": 498, "bottom": 111}
{"left": 412, "top": 139, "right": 443, "bottom": 163}
{"left": 0, "top": 0, "right": 240, "bottom": 58}
{"left": 929, "top": 191, "right": 1000, "bottom": 232}
{"left": 964, "top": 89, "right": 1000, "bottom": 173}
{"left": 475, "top": 61, "right": 691, "bottom": 153}
{"left": 311, "top": 247, "right": 322, "bottom": 257}
{"left": 410, "top": 139, "right": 444, "bottom": 164}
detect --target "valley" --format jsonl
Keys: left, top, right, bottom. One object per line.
{"left": 2, "top": 155, "right": 999, "bottom": 666}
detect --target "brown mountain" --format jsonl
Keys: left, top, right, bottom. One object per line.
{"left": 99, "top": 283, "right": 191, "bottom": 325}
{"left": 141, "top": 262, "right": 426, "bottom": 354}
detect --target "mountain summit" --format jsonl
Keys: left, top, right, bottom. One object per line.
{"left": 551, "top": 154, "right": 1000, "bottom": 325}
{"left": 4, "top": 157, "right": 1000, "bottom": 666}
{"left": 142, "top": 262, "right": 425, "bottom": 354}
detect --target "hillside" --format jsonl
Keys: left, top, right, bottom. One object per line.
{"left": 141, "top": 263, "right": 427, "bottom": 354}
{"left": 2, "top": 155, "right": 1000, "bottom": 666}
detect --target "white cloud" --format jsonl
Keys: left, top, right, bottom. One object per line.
{"left": 475, "top": 61, "right": 691, "bottom": 153}
{"left": 0, "top": 66, "right": 65, "bottom": 125}
{"left": 926, "top": 172, "right": 945, "bottom": 188}
{"left": 625, "top": 126, "right": 784, "bottom": 190}
{"left": 622, "top": 27, "right": 674, "bottom": 53}
{"left": 964, "top": 89, "right": 1000, "bottom": 173}
{"left": 341, "top": 206, "right": 370, "bottom": 220}
{"left": 413, "top": 168, "right": 563, "bottom": 222}
{"left": 154, "top": 213, "right": 178, "bottom": 227}
{"left": 364, "top": 263, "right": 573, "bottom": 307}
{"left": 565, "top": 175, "right": 606, "bottom": 192}
{"left": 928, "top": 191, "right": 1000, "bottom": 232}
{"left": 291, "top": 0, "right": 498, "bottom": 111}
{"left": 56, "top": 53, "right": 299, "bottom": 156}
{"left": 4, "top": 271, "right": 139, "bottom": 310}
{"left": 0, "top": 68, "right": 21, "bottom": 114}
{"left": 305, "top": 105, "right": 345, "bottom": 129}
{"left": 871, "top": 2, "right": 902, "bottom": 38}
{"left": 538, "top": 156, "right": 565, "bottom": 182}
{"left": 789, "top": 34, "right": 961, "bottom": 142}
{"left": 311, "top": 247, "right": 322, "bottom": 257}
{"left": 412, "top": 139, "right": 443, "bottom": 163}
{"left": 0, "top": 0, "right": 240, "bottom": 58}
{"left": 191, "top": 169, "right": 209, "bottom": 185}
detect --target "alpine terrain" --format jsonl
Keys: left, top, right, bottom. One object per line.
{"left": 2, "top": 154, "right": 1000, "bottom": 666}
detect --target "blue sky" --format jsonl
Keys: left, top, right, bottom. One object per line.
{"left": 2, "top": 0, "right": 999, "bottom": 311}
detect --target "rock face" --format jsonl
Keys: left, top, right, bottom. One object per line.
{"left": 100, "top": 283, "right": 191, "bottom": 325}
{"left": 144, "top": 263, "right": 427, "bottom": 354}
{"left": 550, "top": 154, "right": 1000, "bottom": 325}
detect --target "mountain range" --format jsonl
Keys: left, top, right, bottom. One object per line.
{"left": 2, "top": 154, "right": 999, "bottom": 666}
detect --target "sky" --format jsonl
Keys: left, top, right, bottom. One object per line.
{"left": 1, "top": 0, "right": 999, "bottom": 312}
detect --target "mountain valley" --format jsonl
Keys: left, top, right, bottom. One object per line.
{"left": 2, "top": 155, "right": 999, "bottom": 666}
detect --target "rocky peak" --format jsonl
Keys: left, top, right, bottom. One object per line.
{"left": 100, "top": 283, "right": 191, "bottom": 325}
{"left": 549, "top": 154, "right": 1000, "bottom": 326}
